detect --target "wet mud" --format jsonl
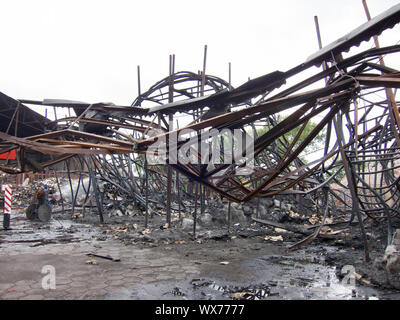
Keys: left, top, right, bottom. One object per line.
{"left": 1, "top": 208, "right": 400, "bottom": 300}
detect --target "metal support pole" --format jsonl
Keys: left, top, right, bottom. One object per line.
{"left": 65, "top": 159, "right": 74, "bottom": 210}
{"left": 176, "top": 172, "right": 181, "bottom": 221}
{"left": 201, "top": 45, "right": 207, "bottom": 96}
{"left": 362, "top": 0, "right": 400, "bottom": 145}
{"left": 87, "top": 157, "right": 104, "bottom": 224}
{"left": 228, "top": 62, "right": 231, "bottom": 86}
{"left": 166, "top": 54, "right": 175, "bottom": 227}
{"left": 200, "top": 185, "right": 205, "bottom": 216}
{"left": 227, "top": 200, "right": 231, "bottom": 233}
{"left": 333, "top": 115, "right": 370, "bottom": 261}
{"left": 314, "top": 15, "right": 328, "bottom": 84}
{"left": 137, "top": 65, "right": 141, "bottom": 101}
{"left": 145, "top": 155, "right": 149, "bottom": 228}
{"left": 193, "top": 182, "right": 199, "bottom": 239}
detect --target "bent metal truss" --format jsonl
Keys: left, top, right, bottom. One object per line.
{"left": 1, "top": 3, "right": 400, "bottom": 257}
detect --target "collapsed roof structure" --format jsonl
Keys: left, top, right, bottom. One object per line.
{"left": 1, "top": 3, "right": 400, "bottom": 259}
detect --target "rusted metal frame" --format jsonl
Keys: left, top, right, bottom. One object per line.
{"left": 356, "top": 102, "right": 376, "bottom": 125}
{"left": 0, "top": 131, "right": 105, "bottom": 155}
{"left": 314, "top": 15, "right": 329, "bottom": 85}
{"left": 205, "top": 90, "right": 352, "bottom": 187}
{"left": 54, "top": 117, "right": 148, "bottom": 133}
{"left": 94, "top": 156, "right": 126, "bottom": 193}
{"left": 140, "top": 86, "right": 216, "bottom": 106}
{"left": 163, "top": 129, "right": 209, "bottom": 178}
{"left": 126, "top": 153, "right": 138, "bottom": 206}
{"left": 219, "top": 108, "right": 315, "bottom": 195}
{"left": 76, "top": 155, "right": 92, "bottom": 213}
{"left": 71, "top": 157, "right": 84, "bottom": 216}
{"left": 115, "top": 154, "right": 136, "bottom": 196}
{"left": 86, "top": 155, "right": 104, "bottom": 223}
{"left": 350, "top": 154, "right": 400, "bottom": 163}
{"left": 120, "top": 116, "right": 167, "bottom": 132}
{"left": 322, "top": 118, "right": 333, "bottom": 173}
{"left": 109, "top": 156, "right": 132, "bottom": 208}
{"left": 157, "top": 112, "right": 169, "bottom": 130}
{"left": 353, "top": 170, "right": 393, "bottom": 245}
{"left": 65, "top": 158, "right": 75, "bottom": 213}
{"left": 62, "top": 129, "right": 135, "bottom": 147}
{"left": 364, "top": 62, "right": 399, "bottom": 74}
{"left": 356, "top": 75, "right": 400, "bottom": 88}
{"left": 243, "top": 100, "right": 345, "bottom": 201}
{"left": 26, "top": 129, "right": 135, "bottom": 148}
{"left": 40, "top": 154, "right": 76, "bottom": 170}
{"left": 53, "top": 168, "right": 65, "bottom": 214}
{"left": 200, "top": 184, "right": 205, "bottom": 216}
{"left": 358, "top": 92, "right": 399, "bottom": 110}
{"left": 93, "top": 156, "right": 133, "bottom": 202}
{"left": 221, "top": 168, "right": 276, "bottom": 192}
{"left": 333, "top": 113, "right": 370, "bottom": 261}
{"left": 142, "top": 114, "right": 160, "bottom": 139}
{"left": 144, "top": 154, "right": 149, "bottom": 227}
{"left": 370, "top": 150, "right": 400, "bottom": 214}
{"left": 111, "top": 129, "right": 136, "bottom": 144}
{"left": 105, "top": 156, "right": 131, "bottom": 193}
{"left": 173, "top": 88, "right": 196, "bottom": 100}
{"left": 218, "top": 175, "right": 252, "bottom": 196}
{"left": 34, "top": 138, "right": 133, "bottom": 153}
{"left": 30, "top": 102, "right": 147, "bottom": 116}
{"left": 216, "top": 87, "right": 354, "bottom": 152}
{"left": 258, "top": 155, "right": 331, "bottom": 194}
{"left": 306, "top": 165, "right": 345, "bottom": 195}
{"left": 347, "top": 146, "right": 400, "bottom": 153}
{"left": 24, "top": 130, "right": 70, "bottom": 141}
{"left": 78, "top": 104, "right": 149, "bottom": 116}
{"left": 278, "top": 106, "right": 317, "bottom": 164}
{"left": 251, "top": 96, "right": 341, "bottom": 159}
{"left": 67, "top": 104, "right": 94, "bottom": 130}
{"left": 270, "top": 45, "right": 400, "bottom": 102}
{"left": 5, "top": 101, "right": 21, "bottom": 135}
{"left": 356, "top": 183, "right": 397, "bottom": 195}
{"left": 362, "top": 0, "right": 400, "bottom": 146}
{"left": 170, "top": 162, "right": 240, "bottom": 202}
{"left": 262, "top": 123, "right": 380, "bottom": 198}
{"left": 289, "top": 187, "right": 330, "bottom": 251}
{"left": 131, "top": 71, "right": 229, "bottom": 106}
{"left": 226, "top": 200, "right": 232, "bottom": 232}
{"left": 165, "top": 54, "right": 176, "bottom": 227}
{"left": 201, "top": 45, "right": 207, "bottom": 97}
{"left": 259, "top": 151, "right": 336, "bottom": 198}
{"left": 135, "top": 79, "right": 357, "bottom": 151}
{"left": 193, "top": 182, "right": 199, "bottom": 238}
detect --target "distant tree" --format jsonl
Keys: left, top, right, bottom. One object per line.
{"left": 256, "top": 116, "right": 326, "bottom": 162}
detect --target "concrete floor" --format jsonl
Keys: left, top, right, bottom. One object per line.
{"left": 1, "top": 212, "right": 396, "bottom": 300}
{"left": 0, "top": 239, "right": 201, "bottom": 300}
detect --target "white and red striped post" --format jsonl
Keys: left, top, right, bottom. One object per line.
{"left": 2, "top": 184, "right": 12, "bottom": 229}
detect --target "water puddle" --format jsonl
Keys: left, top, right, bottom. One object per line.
{"left": 0, "top": 211, "right": 100, "bottom": 247}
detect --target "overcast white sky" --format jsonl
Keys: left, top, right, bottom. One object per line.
{"left": 0, "top": 0, "right": 399, "bottom": 107}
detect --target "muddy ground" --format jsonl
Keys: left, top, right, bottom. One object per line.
{"left": 1, "top": 205, "right": 400, "bottom": 300}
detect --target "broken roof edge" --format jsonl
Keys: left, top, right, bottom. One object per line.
{"left": 306, "top": 3, "right": 400, "bottom": 65}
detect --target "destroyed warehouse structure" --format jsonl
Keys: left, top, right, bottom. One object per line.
{"left": 1, "top": 3, "right": 400, "bottom": 261}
